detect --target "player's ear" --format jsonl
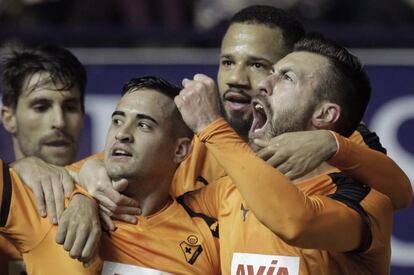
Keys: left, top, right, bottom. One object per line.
{"left": 173, "top": 137, "right": 192, "bottom": 164}
{"left": 311, "top": 101, "right": 340, "bottom": 130}
{"left": 1, "top": 106, "right": 17, "bottom": 135}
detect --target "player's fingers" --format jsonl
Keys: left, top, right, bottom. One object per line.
{"left": 116, "top": 194, "right": 140, "bottom": 209}
{"left": 255, "top": 147, "right": 274, "bottom": 161}
{"left": 275, "top": 162, "right": 291, "bottom": 175}
{"left": 99, "top": 211, "right": 116, "bottom": 232}
{"left": 82, "top": 250, "right": 98, "bottom": 268}
{"left": 94, "top": 193, "right": 118, "bottom": 212}
{"left": 112, "top": 213, "right": 138, "bottom": 224}
{"left": 81, "top": 227, "right": 101, "bottom": 262}
{"left": 63, "top": 223, "right": 76, "bottom": 252}
{"left": 32, "top": 180, "right": 47, "bottom": 217}
{"left": 112, "top": 205, "right": 141, "bottom": 215}
{"left": 62, "top": 172, "right": 74, "bottom": 198}
{"left": 193, "top": 73, "right": 210, "bottom": 83}
{"left": 51, "top": 178, "right": 65, "bottom": 221}
{"left": 112, "top": 179, "right": 128, "bottom": 192}
{"left": 266, "top": 153, "right": 286, "bottom": 168}
{"left": 69, "top": 226, "right": 89, "bottom": 259}
{"left": 284, "top": 170, "right": 299, "bottom": 180}
{"left": 253, "top": 138, "right": 269, "bottom": 148}
{"left": 43, "top": 179, "right": 58, "bottom": 224}
{"left": 55, "top": 215, "right": 69, "bottom": 244}
{"left": 182, "top": 78, "right": 190, "bottom": 87}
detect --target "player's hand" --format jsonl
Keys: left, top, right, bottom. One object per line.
{"left": 10, "top": 156, "right": 74, "bottom": 224}
{"left": 254, "top": 130, "right": 338, "bottom": 179}
{"left": 56, "top": 194, "right": 101, "bottom": 265}
{"left": 78, "top": 159, "right": 140, "bottom": 231}
{"left": 175, "top": 74, "right": 222, "bottom": 134}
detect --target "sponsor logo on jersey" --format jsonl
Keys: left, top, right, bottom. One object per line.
{"left": 241, "top": 203, "right": 249, "bottom": 222}
{"left": 210, "top": 220, "right": 219, "bottom": 236}
{"left": 102, "top": 261, "right": 172, "bottom": 275}
{"left": 231, "top": 253, "right": 300, "bottom": 275}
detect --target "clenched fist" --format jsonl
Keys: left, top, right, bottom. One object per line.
{"left": 175, "top": 74, "right": 222, "bottom": 134}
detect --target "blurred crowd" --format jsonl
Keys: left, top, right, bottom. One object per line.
{"left": 1, "top": 0, "right": 414, "bottom": 47}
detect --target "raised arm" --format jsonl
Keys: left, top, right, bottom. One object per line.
{"left": 198, "top": 119, "right": 373, "bottom": 251}
{"left": 175, "top": 74, "right": 390, "bottom": 252}
{"left": 253, "top": 130, "right": 412, "bottom": 210}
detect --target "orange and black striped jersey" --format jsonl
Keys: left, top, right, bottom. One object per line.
{"left": 99, "top": 198, "right": 220, "bottom": 275}
{"left": 0, "top": 159, "right": 220, "bottom": 274}
{"left": 0, "top": 160, "right": 101, "bottom": 275}
{"left": 69, "top": 122, "right": 409, "bottom": 204}
{"left": 181, "top": 118, "right": 393, "bottom": 275}
{"left": 172, "top": 121, "right": 409, "bottom": 206}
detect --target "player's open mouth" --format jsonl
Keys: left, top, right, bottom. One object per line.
{"left": 224, "top": 91, "right": 252, "bottom": 111}
{"left": 45, "top": 140, "right": 70, "bottom": 147}
{"left": 112, "top": 149, "right": 132, "bottom": 157}
{"left": 44, "top": 140, "right": 71, "bottom": 152}
{"left": 250, "top": 100, "right": 269, "bottom": 136}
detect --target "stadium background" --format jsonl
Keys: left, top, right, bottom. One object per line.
{"left": 0, "top": 1, "right": 413, "bottom": 274}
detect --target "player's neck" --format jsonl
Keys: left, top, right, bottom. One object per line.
{"left": 12, "top": 138, "right": 25, "bottom": 160}
{"left": 127, "top": 177, "right": 173, "bottom": 216}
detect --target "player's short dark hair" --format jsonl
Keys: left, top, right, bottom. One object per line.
{"left": 230, "top": 5, "right": 305, "bottom": 50}
{"left": 122, "top": 76, "right": 192, "bottom": 138}
{"left": 1, "top": 44, "right": 86, "bottom": 112}
{"left": 121, "top": 75, "right": 181, "bottom": 99}
{"left": 294, "top": 33, "right": 371, "bottom": 137}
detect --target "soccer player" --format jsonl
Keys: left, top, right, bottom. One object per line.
{"left": 13, "top": 6, "right": 410, "bottom": 223}
{"left": 73, "top": 5, "right": 410, "bottom": 210}
{"left": 174, "top": 5, "right": 410, "bottom": 206}
{"left": 0, "top": 76, "right": 220, "bottom": 274}
{"left": 0, "top": 44, "right": 86, "bottom": 274}
{"left": 176, "top": 34, "right": 395, "bottom": 275}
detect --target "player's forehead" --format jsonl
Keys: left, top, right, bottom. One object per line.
{"left": 221, "top": 23, "right": 287, "bottom": 61}
{"left": 116, "top": 89, "right": 175, "bottom": 121}
{"left": 273, "top": 51, "right": 330, "bottom": 76}
{"left": 20, "top": 71, "right": 78, "bottom": 98}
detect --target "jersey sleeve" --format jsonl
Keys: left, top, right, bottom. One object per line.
{"left": 329, "top": 132, "right": 412, "bottom": 210}
{"left": 67, "top": 151, "right": 104, "bottom": 172}
{"left": 197, "top": 118, "right": 372, "bottom": 252}
{"left": 171, "top": 136, "right": 226, "bottom": 197}
{"left": 350, "top": 123, "right": 387, "bottom": 154}
{"left": 0, "top": 161, "right": 54, "bottom": 253}
{"left": 179, "top": 176, "right": 232, "bottom": 220}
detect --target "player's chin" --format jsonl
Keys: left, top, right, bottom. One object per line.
{"left": 41, "top": 152, "right": 76, "bottom": 166}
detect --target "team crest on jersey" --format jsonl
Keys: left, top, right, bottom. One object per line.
{"left": 231, "top": 253, "right": 300, "bottom": 275}
{"left": 180, "top": 235, "right": 203, "bottom": 264}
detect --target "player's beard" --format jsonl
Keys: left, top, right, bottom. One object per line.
{"left": 224, "top": 110, "right": 252, "bottom": 140}
{"left": 266, "top": 103, "right": 317, "bottom": 141}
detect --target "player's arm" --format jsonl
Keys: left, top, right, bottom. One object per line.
{"left": 175, "top": 75, "right": 371, "bottom": 251}
{"left": 10, "top": 156, "right": 74, "bottom": 224}
{"left": 328, "top": 131, "right": 412, "bottom": 209}
{"left": 0, "top": 159, "right": 11, "bottom": 228}
{"left": 199, "top": 119, "right": 370, "bottom": 251}
{"left": 254, "top": 130, "right": 412, "bottom": 210}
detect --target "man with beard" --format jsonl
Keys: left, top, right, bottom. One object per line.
{"left": 0, "top": 76, "right": 220, "bottom": 274}
{"left": 68, "top": 5, "right": 410, "bottom": 219}
{"left": 175, "top": 34, "right": 395, "bottom": 275}
{"left": 11, "top": 4, "right": 410, "bottom": 256}
{"left": 0, "top": 44, "right": 86, "bottom": 274}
